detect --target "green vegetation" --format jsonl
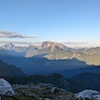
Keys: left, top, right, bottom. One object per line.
{"left": 2, "top": 95, "right": 37, "bottom": 100}
{"left": 4, "top": 73, "right": 82, "bottom": 92}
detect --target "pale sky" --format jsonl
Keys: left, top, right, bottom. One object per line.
{"left": 0, "top": 0, "right": 100, "bottom": 47}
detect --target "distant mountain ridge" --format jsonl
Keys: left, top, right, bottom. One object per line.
{"left": 38, "top": 41, "right": 68, "bottom": 50}
{"left": 1, "top": 41, "right": 100, "bottom": 65}
{"left": 2, "top": 42, "right": 16, "bottom": 50}
{"left": 25, "top": 41, "right": 100, "bottom": 65}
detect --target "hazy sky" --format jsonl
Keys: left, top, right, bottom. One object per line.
{"left": 0, "top": 0, "right": 100, "bottom": 47}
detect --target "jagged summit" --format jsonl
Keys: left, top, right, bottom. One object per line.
{"left": 39, "top": 41, "right": 67, "bottom": 51}
{"left": 25, "top": 41, "right": 73, "bottom": 58}
{"left": 2, "top": 42, "right": 16, "bottom": 50}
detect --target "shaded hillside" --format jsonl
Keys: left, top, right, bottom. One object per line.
{"left": 6, "top": 72, "right": 100, "bottom": 93}
{"left": 1, "top": 52, "right": 100, "bottom": 77}
{"left": 6, "top": 73, "right": 83, "bottom": 92}
{"left": 72, "top": 72, "right": 100, "bottom": 91}
{"left": 0, "top": 60, "right": 25, "bottom": 77}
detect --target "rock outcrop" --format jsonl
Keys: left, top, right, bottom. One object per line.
{"left": 75, "top": 89, "right": 100, "bottom": 100}
{"left": 0, "top": 78, "right": 15, "bottom": 96}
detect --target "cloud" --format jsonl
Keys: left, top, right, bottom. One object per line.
{"left": 0, "top": 31, "right": 36, "bottom": 38}
{"left": 63, "top": 42, "right": 88, "bottom": 45}
{"left": 0, "top": 41, "right": 41, "bottom": 47}
{"left": 63, "top": 42, "right": 89, "bottom": 48}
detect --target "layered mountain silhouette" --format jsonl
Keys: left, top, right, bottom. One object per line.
{"left": 1, "top": 41, "right": 100, "bottom": 95}
{"left": 1, "top": 41, "right": 100, "bottom": 77}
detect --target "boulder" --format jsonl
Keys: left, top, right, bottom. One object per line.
{"left": 75, "top": 89, "right": 100, "bottom": 100}
{"left": 0, "top": 78, "right": 15, "bottom": 96}
{"left": 50, "top": 87, "right": 59, "bottom": 94}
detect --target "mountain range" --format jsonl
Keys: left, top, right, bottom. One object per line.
{"left": 1, "top": 41, "right": 100, "bottom": 65}
{"left": 26, "top": 41, "right": 100, "bottom": 66}
{"left": 0, "top": 41, "right": 100, "bottom": 77}
{"left": 1, "top": 41, "right": 100, "bottom": 95}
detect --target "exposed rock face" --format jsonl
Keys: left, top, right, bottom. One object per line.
{"left": 25, "top": 41, "right": 100, "bottom": 65}
{"left": 39, "top": 41, "right": 68, "bottom": 50}
{"left": 2, "top": 42, "right": 16, "bottom": 50}
{"left": 75, "top": 89, "right": 100, "bottom": 100}
{"left": 0, "top": 78, "right": 15, "bottom": 96}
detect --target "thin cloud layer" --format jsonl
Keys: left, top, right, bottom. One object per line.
{"left": 0, "top": 31, "right": 36, "bottom": 38}
{"left": 63, "top": 42, "right": 88, "bottom": 45}
{"left": 63, "top": 42, "right": 89, "bottom": 48}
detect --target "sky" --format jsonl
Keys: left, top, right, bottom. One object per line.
{"left": 0, "top": 0, "right": 100, "bottom": 47}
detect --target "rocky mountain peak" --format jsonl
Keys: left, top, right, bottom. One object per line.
{"left": 39, "top": 41, "right": 67, "bottom": 51}
{"left": 2, "top": 42, "right": 16, "bottom": 50}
